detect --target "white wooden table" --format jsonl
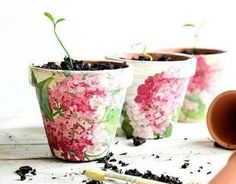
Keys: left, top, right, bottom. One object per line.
{"left": 0, "top": 112, "right": 233, "bottom": 184}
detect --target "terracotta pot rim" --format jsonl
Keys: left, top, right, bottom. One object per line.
{"left": 207, "top": 90, "right": 236, "bottom": 149}
{"left": 105, "top": 52, "right": 194, "bottom": 63}
{"left": 30, "top": 60, "right": 132, "bottom": 73}
{"left": 157, "top": 48, "right": 227, "bottom": 55}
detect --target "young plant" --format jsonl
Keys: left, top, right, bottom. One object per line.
{"left": 183, "top": 22, "right": 205, "bottom": 53}
{"left": 131, "top": 42, "right": 153, "bottom": 61}
{"left": 44, "top": 12, "right": 73, "bottom": 68}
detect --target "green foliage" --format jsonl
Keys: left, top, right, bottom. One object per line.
{"left": 131, "top": 42, "right": 153, "bottom": 61}
{"left": 121, "top": 110, "right": 134, "bottom": 138}
{"left": 101, "top": 107, "right": 120, "bottom": 134}
{"left": 44, "top": 12, "right": 73, "bottom": 68}
{"left": 161, "top": 123, "right": 173, "bottom": 138}
{"left": 180, "top": 94, "right": 206, "bottom": 120}
{"left": 183, "top": 22, "right": 205, "bottom": 52}
{"left": 35, "top": 75, "right": 54, "bottom": 121}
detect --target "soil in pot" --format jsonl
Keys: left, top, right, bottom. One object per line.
{"left": 38, "top": 57, "right": 127, "bottom": 70}
{"left": 121, "top": 53, "right": 189, "bottom": 62}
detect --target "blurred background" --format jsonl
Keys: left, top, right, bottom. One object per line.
{"left": 0, "top": 0, "right": 235, "bottom": 126}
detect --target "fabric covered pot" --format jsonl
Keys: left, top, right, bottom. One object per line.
{"left": 106, "top": 53, "right": 196, "bottom": 139}
{"left": 29, "top": 61, "right": 133, "bottom": 161}
{"left": 157, "top": 48, "right": 227, "bottom": 122}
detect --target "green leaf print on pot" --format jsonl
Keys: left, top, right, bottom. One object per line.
{"left": 179, "top": 93, "right": 206, "bottom": 121}
{"left": 33, "top": 71, "right": 54, "bottom": 121}
{"left": 102, "top": 107, "right": 120, "bottom": 134}
{"left": 161, "top": 124, "right": 173, "bottom": 138}
{"left": 121, "top": 110, "right": 134, "bottom": 139}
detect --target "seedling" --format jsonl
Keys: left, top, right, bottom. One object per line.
{"left": 183, "top": 22, "right": 205, "bottom": 53}
{"left": 131, "top": 42, "right": 153, "bottom": 61}
{"left": 44, "top": 12, "right": 73, "bottom": 68}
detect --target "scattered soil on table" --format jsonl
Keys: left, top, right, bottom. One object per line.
{"left": 37, "top": 57, "right": 127, "bottom": 71}
{"left": 133, "top": 137, "right": 146, "bottom": 146}
{"left": 82, "top": 180, "right": 104, "bottom": 184}
{"left": 125, "top": 169, "right": 183, "bottom": 184}
{"left": 181, "top": 162, "right": 190, "bottom": 169}
{"left": 15, "top": 166, "right": 36, "bottom": 181}
{"left": 214, "top": 142, "right": 225, "bottom": 149}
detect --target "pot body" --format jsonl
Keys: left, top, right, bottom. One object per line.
{"left": 158, "top": 48, "right": 227, "bottom": 122}
{"left": 29, "top": 61, "right": 133, "bottom": 161}
{"left": 106, "top": 53, "right": 196, "bottom": 139}
{"left": 207, "top": 90, "right": 236, "bottom": 149}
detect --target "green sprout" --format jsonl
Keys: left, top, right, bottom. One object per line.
{"left": 44, "top": 12, "right": 73, "bottom": 68}
{"left": 131, "top": 42, "right": 153, "bottom": 61}
{"left": 183, "top": 22, "right": 205, "bottom": 53}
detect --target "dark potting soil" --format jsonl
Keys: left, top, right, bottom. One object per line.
{"left": 82, "top": 180, "right": 104, "bottom": 184}
{"left": 180, "top": 162, "right": 190, "bottom": 169}
{"left": 38, "top": 57, "right": 127, "bottom": 71}
{"left": 125, "top": 169, "right": 183, "bottom": 184}
{"left": 96, "top": 151, "right": 183, "bottom": 184}
{"left": 15, "top": 166, "right": 36, "bottom": 181}
{"left": 133, "top": 137, "right": 146, "bottom": 146}
{"left": 131, "top": 55, "right": 173, "bottom": 61}
{"left": 214, "top": 142, "right": 225, "bottom": 149}
{"left": 97, "top": 152, "right": 114, "bottom": 163}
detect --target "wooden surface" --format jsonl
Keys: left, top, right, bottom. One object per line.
{"left": 0, "top": 113, "right": 233, "bottom": 184}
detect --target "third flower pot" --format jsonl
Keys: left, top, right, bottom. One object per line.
{"left": 158, "top": 48, "right": 227, "bottom": 122}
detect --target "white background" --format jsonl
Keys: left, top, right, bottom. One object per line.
{"left": 0, "top": 0, "right": 236, "bottom": 123}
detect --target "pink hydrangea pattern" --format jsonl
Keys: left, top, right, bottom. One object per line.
{"left": 44, "top": 74, "right": 109, "bottom": 161}
{"left": 124, "top": 72, "right": 188, "bottom": 139}
{"left": 188, "top": 55, "right": 223, "bottom": 94}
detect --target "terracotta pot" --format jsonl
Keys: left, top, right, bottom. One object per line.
{"left": 207, "top": 90, "right": 236, "bottom": 149}
{"left": 106, "top": 52, "right": 196, "bottom": 139}
{"left": 157, "top": 48, "right": 227, "bottom": 122}
{"left": 209, "top": 152, "right": 236, "bottom": 184}
{"left": 29, "top": 61, "right": 133, "bottom": 161}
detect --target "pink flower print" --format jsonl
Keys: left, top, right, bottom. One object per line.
{"left": 188, "top": 55, "right": 223, "bottom": 94}
{"left": 44, "top": 73, "right": 107, "bottom": 161}
{"left": 134, "top": 72, "right": 187, "bottom": 134}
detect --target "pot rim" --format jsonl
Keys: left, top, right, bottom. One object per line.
{"left": 105, "top": 52, "right": 195, "bottom": 64}
{"left": 156, "top": 47, "right": 227, "bottom": 56}
{"left": 30, "top": 59, "right": 132, "bottom": 74}
{"left": 207, "top": 90, "right": 236, "bottom": 150}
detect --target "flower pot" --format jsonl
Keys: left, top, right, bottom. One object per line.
{"left": 29, "top": 61, "right": 133, "bottom": 161}
{"left": 207, "top": 90, "right": 236, "bottom": 149}
{"left": 157, "top": 48, "right": 227, "bottom": 122}
{"left": 106, "top": 52, "right": 196, "bottom": 139}
{"left": 209, "top": 152, "right": 236, "bottom": 184}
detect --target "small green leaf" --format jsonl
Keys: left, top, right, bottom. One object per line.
{"left": 31, "top": 70, "right": 38, "bottom": 86}
{"left": 55, "top": 18, "right": 65, "bottom": 25}
{"left": 183, "top": 23, "right": 195, "bottom": 27}
{"left": 161, "top": 123, "right": 173, "bottom": 138}
{"left": 121, "top": 110, "right": 134, "bottom": 138}
{"left": 36, "top": 77, "right": 54, "bottom": 121}
{"left": 44, "top": 12, "right": 54, "bottom": 24}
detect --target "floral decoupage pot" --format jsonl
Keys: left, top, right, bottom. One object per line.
{"left": 158, "top": 48, "right": 227, "bottom": 122}
{"left": 106, "top": 52, "right": 196, "bottom": 139}
{"left": 29, "top": 61, "right": 133, "bottom": 161}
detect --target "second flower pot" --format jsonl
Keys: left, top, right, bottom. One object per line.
{"left": 106, "top": 52, "right": 196, "bottom": 139}
{"left": 30, "top": 60, "right": 133, "bottom": 161}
